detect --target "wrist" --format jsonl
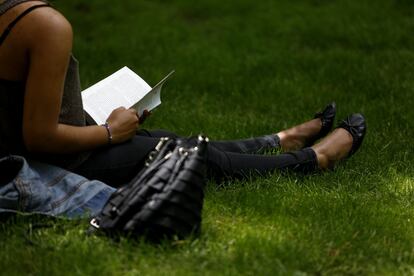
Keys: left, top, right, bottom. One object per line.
{"left": 101, "top": 122, "right": 113, "bottom": 145}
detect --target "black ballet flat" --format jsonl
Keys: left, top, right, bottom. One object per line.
{"left": 336, "top": 113, "right": 367, "bottom": 157}
{"left": 306, "top": 102, "right": 336, "bottom": 146}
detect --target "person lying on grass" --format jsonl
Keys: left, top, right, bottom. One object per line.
{"left": 0, "top": 0, "right": 366, "bottom": 188}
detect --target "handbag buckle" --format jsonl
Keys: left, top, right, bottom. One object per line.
{"left": 155, "top": 137, "right": 169, "bottom": 152}
{"left": 198, "top": 135, "right": 209, "bottom": 143}
{"left": 90, "top": 218, "right": 100, "bottom": 229}
{"left": 146, "top": 137, "right": 171, "bottom": 165}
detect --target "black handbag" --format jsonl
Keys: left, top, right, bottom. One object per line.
{"left": 89, "top": 135, "right": 209, "bottom": 241}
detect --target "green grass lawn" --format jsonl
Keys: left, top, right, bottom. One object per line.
{"left": 1, "top": 0, "right": 414, "bottom": 274}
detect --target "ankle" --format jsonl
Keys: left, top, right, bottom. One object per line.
{"left": 314, "top": 150, "right": 330, "bottom": 170}
{"left": 311, "top": 128, "right": 354, "bottom": 170}
{"left": 277, "top": 118, "right": 323, "bottom": 151}
{"left": 277, "top": 131, "right": 302, "bottom": 151}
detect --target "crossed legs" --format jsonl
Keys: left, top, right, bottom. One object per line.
{"left": 73, "top": 104, "right": 361, "bottom": 187}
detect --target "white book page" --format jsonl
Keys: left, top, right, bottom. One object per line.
{"left": 131, "top": 70, "right": 175, "bottom": 115}
{"left": 81, "top": 67, "right": 151, "bottom": 125}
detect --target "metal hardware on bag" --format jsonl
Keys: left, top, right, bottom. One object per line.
{"left": 198, "top": 135, "right": 209, "bottom": 143}
{"left": 179, "top": 147, "right": 196, "bottom": 156}
{"left": 145, "top": 137, "right": 170, "bottom": 166}
{"left": 110, "top": 206, "right": 118, "bottom": 217}
{"left": 155, "top": 137, "right": 169, "bottom": 152}
{"left": 164, "top": 152, "right": 173, "bottom": 159}
{"left": 148, "top": 200, "right": 156, "bottom": 208}
{"left": 178, "top": 147, "right": 189, "bottom": 157}
{"left": 90, "top": 218, "right": 100, "bottom": 229}
{"left": 146, "top": 135, "right": 208, "bottom": 166}
{"left": 146, "top": 152, "right": 157, "bottom": 166}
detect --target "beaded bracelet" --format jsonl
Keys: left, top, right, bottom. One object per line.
{"left": 101, "top": 122, "right": 113, "bottom": 145}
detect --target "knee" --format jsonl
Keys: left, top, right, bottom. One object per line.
{"left": 136, "top": 129, "right": 179, "bottom": 138}
{"left": 153, "top": 129, "right": 178, "bottom": 138}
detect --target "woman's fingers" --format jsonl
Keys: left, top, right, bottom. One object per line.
{"left": 139, "top": 109, "right": 151, "bottom": 124}
{"left": 106, "top": 107, "right": 139, "bottom": 143}
{"left": 115, "top": 106, "right": 127, "bottom": 111}
{"left": 127, "top": 108, "right": 140, "bottom": 123}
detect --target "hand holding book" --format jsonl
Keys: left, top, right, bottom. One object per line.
{"left": 103, "top": 107, "right": 151, "bottom": 144}
{"left": 82, "top": 67, "right": 174, "bottom": 125}
{"left": 105, "top": 107, "right": 139, "bottom": 144}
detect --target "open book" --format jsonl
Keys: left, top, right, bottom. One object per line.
{"left": 81, "top": 67, "right": 174, "bottom": 125}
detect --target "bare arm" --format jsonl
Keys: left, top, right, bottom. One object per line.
{"left": 22, "top": 8, "right": 138, "bottom": 154}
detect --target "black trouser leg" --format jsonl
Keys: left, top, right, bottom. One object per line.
{"left": 139, "top": 130, "right": 317, "bottom": 180}
{"left": 205, "top": 145, "right": 317, "bottom": 181}
{"left": 142, "top": 129, "right": 280, "bottom": 154}
{"left": 73, "top": 129, "right": 317, "bottom": 187}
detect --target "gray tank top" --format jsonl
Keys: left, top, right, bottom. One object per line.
{"left": 0, "top": 0, "right": 90, "bottom": 169}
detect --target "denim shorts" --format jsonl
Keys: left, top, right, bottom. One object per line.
{"left": 0, "top": 155, "right": 115, "bottom": 219}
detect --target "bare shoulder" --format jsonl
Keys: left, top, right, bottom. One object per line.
{"left": 0, "top": 3, "right": 73, "bottom": 80}
{"left": 30, "top": 6, "right": 72, "bottom": 31}
{"left": 20, "top": 5, "right": 73, "bottom": 50}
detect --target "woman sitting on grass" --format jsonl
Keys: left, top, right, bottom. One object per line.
{"left": 0, "top": 0, "right": 366, "bottom": 188}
